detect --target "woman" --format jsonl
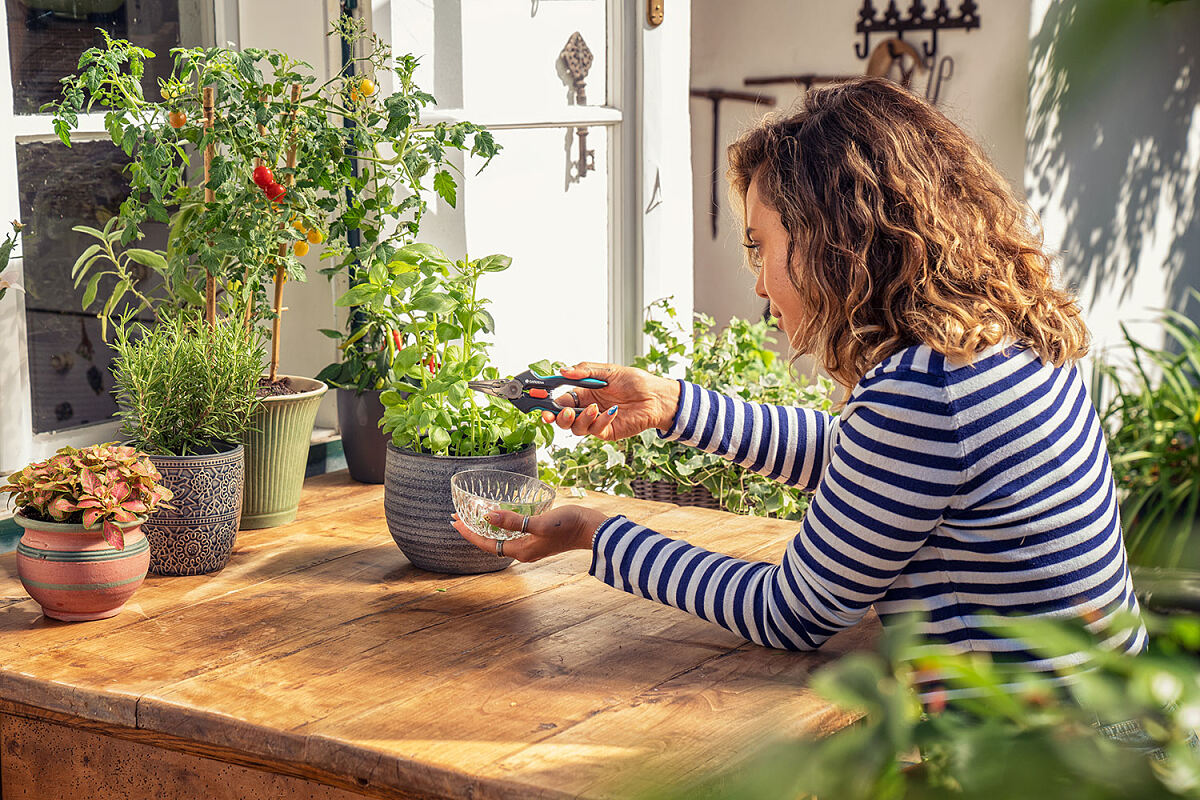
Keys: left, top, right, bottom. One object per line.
{"left": 452, "top": 77, "right": 1146, "bottom": 689}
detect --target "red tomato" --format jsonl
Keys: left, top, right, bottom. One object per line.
{"left": 252, "top": 165, "right": 274, "bottom": 188}
{"left": 167, "top": 110, "right": 187, "bottom": 129}
{"left": 264, "top": 182, "right": 286, "bottom": 202}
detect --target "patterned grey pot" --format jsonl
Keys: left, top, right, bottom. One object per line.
{"left": 384, "top": 443, "right": 536, "bottom": 574}
{"left": 144, "top": 444, "right": 245, "bottom": 576}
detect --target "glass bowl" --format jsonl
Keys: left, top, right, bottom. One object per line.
{"left": 450, "top": 469, "right": 556, "bottom": 541}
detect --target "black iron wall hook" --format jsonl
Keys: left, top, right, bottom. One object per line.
{"left": 854, "top": 0, "right": 980, "bottom": 64}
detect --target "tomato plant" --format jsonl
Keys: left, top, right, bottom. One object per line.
{"left": 46, "top": 19, "right": 498, "bottom": 390}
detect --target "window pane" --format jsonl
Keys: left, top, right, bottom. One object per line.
{"left": 5, "top": 0, "right": 210, "bottom": 115}
{"left": 17, "top": 138, "right": 166, "bottom": 433}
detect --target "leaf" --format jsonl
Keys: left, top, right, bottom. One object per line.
{"left": 368, "top": 260, "right": 388, "bottom": 286}
{"left": 71, "top": 244, "right": 102, "bottom": 278}
{"left": 81, "top": 273, "right": 103, "bottom": 309}
{"left": 433, "top": 170, "right": 457, "bottom": 207}
{"left": 175, "top": 281, "right": 205, "bottom": 307}
{"left": 428, "top": 426, "right": 451, "bottom": 451}
{"left": 334, "top": 283, "right": 378, "bottom": 307}
{"left": 318, "top": 328, "right": 343, "bottom": 339}
{"left": 395, "top": 348, "right": 422, "bottom": 370}
{"left": 102, "top": 519, "right": 125, "bottom": 550}
{"left": 411, "top": 293, "right": 456, "bottom": 314}
{"left": 125, "top": 248, "right": 168, "bottom": 273}
{"left": 476, "top": 254, "right": 511, "bottom": 273}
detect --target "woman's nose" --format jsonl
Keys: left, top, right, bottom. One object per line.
{"left": 754, "top": 268, "right": 768, "bottom": 300}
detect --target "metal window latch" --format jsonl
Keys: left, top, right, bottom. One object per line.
{"left": 560, "top": 32, "right": 595, "bottom": 179}
{"left": 647, "top": 0, "right": 664, "bottom": 27}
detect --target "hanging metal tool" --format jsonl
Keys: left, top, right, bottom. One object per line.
{"left": 865, "top": 37, "right": 927, "bottom": 89}
{"left": 560, "top": 32, "right": 595, "bottom": 179}
{"left": 689, "top": 88, "right": 776, "bottom": 240}
{"left": 743, "top": 73, "right": 856, "bottom": 91}
{"left": 924, "top": 55, "right": 954, "bottom": 105}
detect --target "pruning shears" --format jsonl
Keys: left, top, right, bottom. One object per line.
{"left": 468, "top": 370, "right": 608, "bottom": 414}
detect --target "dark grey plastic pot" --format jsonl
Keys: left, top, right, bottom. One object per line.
{"left": 337, "top": 389, "right": 389, "bottom": 484}
{"left": 384, "top": 442, "right": 536, "bottom": 574}
{"left": 144, "top": 443, "right": 245, "bottom": 576}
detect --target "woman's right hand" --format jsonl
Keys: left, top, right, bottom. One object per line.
{"left": 542, "top": 362, "right": 680, "bottom": 441}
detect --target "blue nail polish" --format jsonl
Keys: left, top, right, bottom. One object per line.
{"left": 607, "top": 405, "right": 618, "bottom": 415}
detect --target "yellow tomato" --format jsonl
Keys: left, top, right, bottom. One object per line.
{"left": 293, "top": 240, "right": 310, "bottom": 258}
{"left": 306, "top": 228, "right": 324, "bottom": 244}
{"left": 358, "top": 78, "right": 376, "bottom": 97}
{"left": 292, "top": 218, "right": 306, "bottom": 231}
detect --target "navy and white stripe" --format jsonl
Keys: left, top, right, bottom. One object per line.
{"left": 589, "top": 342, "right": 1147, "bottom": 682}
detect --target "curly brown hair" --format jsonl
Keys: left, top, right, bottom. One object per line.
{"left": 727, "top": 77, "right": 1088, "bottom": 389}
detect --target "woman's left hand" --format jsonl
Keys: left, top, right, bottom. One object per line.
{"left": 452, "top": 505, "right": 608, "bottom": 563}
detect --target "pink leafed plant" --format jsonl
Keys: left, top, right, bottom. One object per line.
{"left": 0, "top": 443, "right": 173, "bottom": 549}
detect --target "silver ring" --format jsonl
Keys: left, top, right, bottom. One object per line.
{"left": 566, "top": 389, "right": 580, "bottom": 406}
{"left": 521, "top": 515, "right": 531, "bottom": 534}
{"left": 497, "top": 538, "right": 505, "bottom": 557}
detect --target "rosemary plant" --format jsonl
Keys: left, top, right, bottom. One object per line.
{"left": 110, "top": 312, "right": 266, "bottom": 456}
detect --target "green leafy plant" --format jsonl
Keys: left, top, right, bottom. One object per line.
{"left": 640, "top": 611, "right": 1200, "bottom": 800}
{"left": 0, "top": 444, "right": 173, "bottom": 548}
{"left": 72, "top": 216, "right": 203, "bottom": 339}
{"left": 109, "top": 311, "right": 266, "bottom": 457}
{"left": 1096, "top": 290, "right": 1200, "bottom": 568}
{"left": 360, "top": 243, "right": 551, "bottom": 457}
{"left": 542, "top": 299, "right": 836, "bottom": 519}
{"left": 46, "top": 21, "right": 497, "bottom": 381}
{"left": 0, "top": 220, "right": 22, "bottom": 302}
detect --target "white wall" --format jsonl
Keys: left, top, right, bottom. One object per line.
{"left": 1027, "top": 0, "right": 1200, "bottom": 369}
{"left": 690, "top": 0, "right": 1031, "bottom": 345}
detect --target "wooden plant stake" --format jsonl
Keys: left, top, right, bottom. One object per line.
{"left": 267, "top": 84, "right": 301, "bottom": 383}
{"left": 203, "top": 86, "right": 216, "bottom": 326}
{"left": 245, "top": 101, "right": 269, "bottom": 330}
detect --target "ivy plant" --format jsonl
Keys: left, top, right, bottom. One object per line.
{"left": 541, "top": 298, "right": 837, "bottom": 519}
{"left": 338, "top": 243, "right": 552, "bottom": 457}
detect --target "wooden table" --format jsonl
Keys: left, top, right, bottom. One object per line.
{"left": 0, "top": 472, "right": 879, "bottom": 799}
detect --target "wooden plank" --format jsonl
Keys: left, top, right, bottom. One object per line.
{"left": 0, "top": 712, "right": 380, "bottom": 800}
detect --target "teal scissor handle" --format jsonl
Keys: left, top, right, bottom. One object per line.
{"left": 510, "top": 370, "right": 609, "bottom": 413}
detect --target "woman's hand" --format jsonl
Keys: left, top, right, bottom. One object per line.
{"left": 542, "top": 362, "right": 681, "bottom": 441}
{"left": 452, "top": 505, "right": 609, "bottom": 563}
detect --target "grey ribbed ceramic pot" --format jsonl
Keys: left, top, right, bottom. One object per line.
{"left": 144, "top": 444, "right": 244, "bottom": 576}
{"left": 384, "top": 443, "right": 536, "bottom": 574}
{"left": 337, "top": 388, "right": 389, "bottom": 484}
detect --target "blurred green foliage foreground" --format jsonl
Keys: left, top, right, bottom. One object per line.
{"left": 637, "top": 612, "right": 1200, "bottom": 800}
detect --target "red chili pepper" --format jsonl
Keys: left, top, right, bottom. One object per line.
{"left": 427, "top": 355, "right": 439, "bottom": 374}
{"left": 391, "top": 330, "right": 402, "bottom": 351}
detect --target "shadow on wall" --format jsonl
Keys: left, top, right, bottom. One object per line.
{"left": 1027, "top": 0, "right": 1199, "bottom": 308}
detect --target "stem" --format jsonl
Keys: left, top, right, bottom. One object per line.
{"left": 268, "top": 83, "right": 302, "bottom": 383}
{"left": 202, "top": 86, "right": 216, "bottom": 326}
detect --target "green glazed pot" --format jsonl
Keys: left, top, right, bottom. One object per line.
{"left": 241, "top": 375, "right": 328, "bottom": 529}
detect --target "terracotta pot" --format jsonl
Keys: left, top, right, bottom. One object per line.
{"left": 144, "top": 443, "right": 245, "bottom": 576}
{"left": 13, "top": 512, "right": 150, "bottom": 622}
{"left": 241, "top": 375, "right": 327, "bottom": 529}
{"left": 384, "top": 443, "right": 536, "bottom": 574}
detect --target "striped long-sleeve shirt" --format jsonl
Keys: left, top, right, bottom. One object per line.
{"left": 589, "top": 342, "right": 1147, "bottom": 680}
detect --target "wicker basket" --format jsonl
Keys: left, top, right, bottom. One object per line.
{"left": 630, "top": 478, "right": 722, "bottom": 510}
